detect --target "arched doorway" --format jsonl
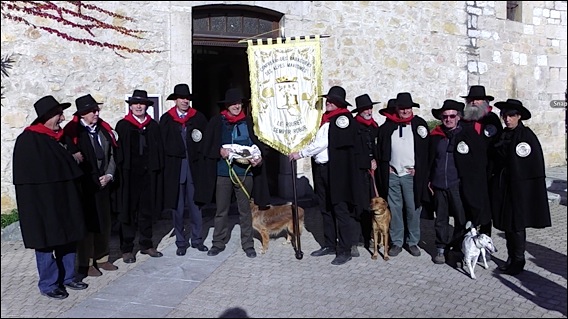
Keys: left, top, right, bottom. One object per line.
{"left": 192, "top": 5, "right": 285, "bottom": 198}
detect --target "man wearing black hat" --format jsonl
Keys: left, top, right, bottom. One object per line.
{"left": 351, "top": 93, "right": 380, "bottom": 254}
{"left": 490, "top": 99, "right": 551, "bottom": 276}
{"left": 289, "top": 86, "right": 365, "bottom": 265}
{"left": 376, "top": 92, "right": 429, "bottom": 257}
{"left": 63, "top": 94, "right": 119, "bottom": 278}
{"left": 114, "top": 89, "right": 165, "bottom": 263}
{"left": 427, "top": 100, "right": 470, "bottom": 264}
{"left": 196, "top": 88, "right": 269, "bottom": 259}
{"left": 159, "top": 84, "right": 209, "bottom": 256}
{"left": 13, "top": 95, "right": 88, "bottom": 299}
{"left": 460, "top": 85, "right": 503, "bottom": 236}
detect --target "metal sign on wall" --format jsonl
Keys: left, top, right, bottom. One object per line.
{"left": 246, "top": 36, "right": 323, "bottom": 155}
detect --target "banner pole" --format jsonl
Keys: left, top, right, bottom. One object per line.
{"left": 291, "top": 159, "right": 303, "bottom": 260}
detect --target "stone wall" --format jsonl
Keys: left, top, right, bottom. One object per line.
{"left": 1, "top": 1, "right": 566, "bottom": 212}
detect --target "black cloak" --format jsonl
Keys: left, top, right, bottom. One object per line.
{"left": 13, "top": 131, "right": 85, "bottom": 249}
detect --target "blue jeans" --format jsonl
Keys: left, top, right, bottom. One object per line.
{"left": 35, "top": 242, "right": 76, "bottom": 293}
{"left": 388, "top": 173, "right": 421, "bottom": 247}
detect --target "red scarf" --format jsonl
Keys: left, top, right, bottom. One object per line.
{"left": 321, "top": 108, "right": 350, "bottom": 127}
{"left": 430, "top": 125, "right": 446, "bottom": 137}
{"left": 382, "top": 112, "right": 414, "bottom": 125}
{"left": 25, "top": 123, "right": 64, "bottom": 141}
{"left": 221, "top": 109, "right": 246, "bottom": 124}
{"left": 64, "top": 116, "right": 118, "bottom": 147}
{"left": 355, "top": 114, "right": 378, "bottom": 128}
{"left": 167, "top": 106, "right": 197, "bottom": 127}
{"left": 123, "top": 112, "right": 152, "bottom": 129}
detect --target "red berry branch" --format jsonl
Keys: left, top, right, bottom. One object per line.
{"left": 1, "top": 1, "right": 163, "bottom": 55}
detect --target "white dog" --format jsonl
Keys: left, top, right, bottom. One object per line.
{"left": 462, "top": 222, "right": 497, "bottom": 279}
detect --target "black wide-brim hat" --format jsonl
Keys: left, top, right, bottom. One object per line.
{"left": 218, "top": 88, "right": 246, "bottom": 105}
{"left": 125, "top": 89, "right": 154, "bottom": 106}
{"left": 431, "top": 99, "right": 465, "bottom": 120}
{"left": 394, "top": 92, "right": 420, "bottom": 109}
{"left": 378, "top": 98, "right": 397, "bottom": 116}
{"left": 74, "top": 94, "right": 103, "bottom": 115}
{"left": 320, "top": 86, "right": 351, "bottom": 108}
{"left": 352, "top": 94, "right": 380, "bottom": 113}
{"left": 166, "top": 84, "right": 192, "bottom": 101}
{"left": 32, "top": 95, "right": 71, "bottom": 124}
{"left": 461, "top": 85, "right": 494, "bottom": 101}
{"left": 494, "top": 98, "right": 531, "bottom": 120}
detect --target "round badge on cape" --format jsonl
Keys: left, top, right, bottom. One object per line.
{"left": 484, "top": 125, "right": 497, "bottom": 137}
{"left": 457, "top": 141, "right": 469, "bottom": 154}
{"left": 516, "top": 142, "right": 531, "bottom": 157}
{"left": 417, "top": 126, "right": 428, "bottom": 138}
{"left": 191, "top": 129, "right": 202, "bottom": 142}
{"left": 336, "top": 115, "right": 349, "bottom": 129}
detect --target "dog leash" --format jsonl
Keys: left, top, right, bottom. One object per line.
{"left": 226, "top": 159, "right": 251, "bottom": 199}
{"left": 368, "top": 169, "right": 379, "bottom": 198}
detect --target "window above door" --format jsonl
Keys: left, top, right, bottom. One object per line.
{"left": 193, "top": 5, "right": 283, "bottom": 47}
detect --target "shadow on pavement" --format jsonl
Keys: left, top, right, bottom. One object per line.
{"left": 493, "top": 270, "right": 567, "bottom": 317}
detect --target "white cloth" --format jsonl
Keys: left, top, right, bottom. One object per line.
{"left": 389, "top": 125, "right": 415, "bottom": 176}
{"left": 299, "top": 122, "right": 329, "bottom": 164}
{"left": 222, "top": 144, "right": 261, "bottom": 164}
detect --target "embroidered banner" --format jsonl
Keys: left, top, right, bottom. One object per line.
{"left": 247, "top": 36, "right": 323, "bottom": 155}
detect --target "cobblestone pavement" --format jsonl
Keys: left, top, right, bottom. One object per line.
{"left": 1, "top": 167, "right": 566, "bottom": 318}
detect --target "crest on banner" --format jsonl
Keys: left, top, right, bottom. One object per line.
{"left": 247, "top": 36, "right": 323, "bottom": 154}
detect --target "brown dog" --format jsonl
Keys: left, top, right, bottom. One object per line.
{"left": 370, "top": 196, "right": 391, "bottom": 261}
{"left": 250, "top": 202, "right": 305, "bottom": 254}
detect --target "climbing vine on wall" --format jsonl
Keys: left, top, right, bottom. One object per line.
{"left": 1, "top": 1, "right": 163, "bottom": 56}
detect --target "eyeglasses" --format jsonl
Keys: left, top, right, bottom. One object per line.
{"left": 442, "top": 114, "right": 458, "bottom": 119}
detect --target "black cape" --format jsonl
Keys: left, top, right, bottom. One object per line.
{"left": 64, "top": 121, "right": 117, "bottom": 233}
{"left": 13, "top": 131, "right": 85, "bottom": 249}
{"left": 114, "top": 118, "right": 164, "bottom": 223}
{"left": 490, "top": 123, "right": 551, "bottom": 232}
{"left": 159, "top": 111, "right": 208, "bottom": 210}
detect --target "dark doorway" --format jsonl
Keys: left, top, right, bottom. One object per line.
{"left": 191, "top": 45, "right": 250, "bottom": 120}
{"left": 191, "top": 5, "right": 288, "bottom": 200}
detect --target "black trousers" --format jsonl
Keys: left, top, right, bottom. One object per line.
{"left": 119, "top": 172, "right": 154, "bottom": 253}
{"left": 505, "top": 229, "right": 526, "bottom": 262}
{"left": 433, "top": 185, "right": 466, "bottom": 250}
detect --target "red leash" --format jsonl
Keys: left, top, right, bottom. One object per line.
{"left": 369, "top": 169, "right": 379, "bottom": 197}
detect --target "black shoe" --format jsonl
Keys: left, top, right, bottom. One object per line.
{"left": 176, "top": 247, "right": 187, "bottom": 256}
{"left": 331, "top": 254, "right": 352, "bottom": 265}
{"left": 64, "top": 281, "right": 88, "bottom": 290}
{"left": 122, "top": 252, "right": 136, "bottom": 263}
{"left": 140, "top": 248, "right": 163, "bottom": 257}
{"left": 351, "top": 246, "right": 360, "bottom": 257}
{"left": 41, "top": 288, "right": 69, "bottom": 300}
{"left": 433, "top": 252, "right": 446, "bottom": 264}
{"left": 207, "top": 246, "right": 224, "bottom": 256}
{"left": 191, "top": 243, "right": 209, "bottom": 252}
{"left": 504, "top": 260, "right": 525, "bottom": 276}
{"left": 388, "top": 245, "right": 402, "bottom": 257}
{"left": 245, "top": 248, "right": 257, "bottom": 258}
{"left": 408, "top": 245, "right": 421, "bottom": 257}
{"left": 310, "top": 246, "right": 336, "bottom": 257}
{"left": 498, "top": 257, "right": 512, "bottom": 271}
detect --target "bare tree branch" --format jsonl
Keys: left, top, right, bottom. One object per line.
{"left": 1, "top": 1, "right": 163, "bottom": 54}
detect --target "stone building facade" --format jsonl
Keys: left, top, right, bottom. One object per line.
{"left": 1, "top": 1, "right": 566, "bottom": 212}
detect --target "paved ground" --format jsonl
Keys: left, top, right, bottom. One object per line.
{"left": 1, "top": 166, "right": 566, "bottom": 318}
